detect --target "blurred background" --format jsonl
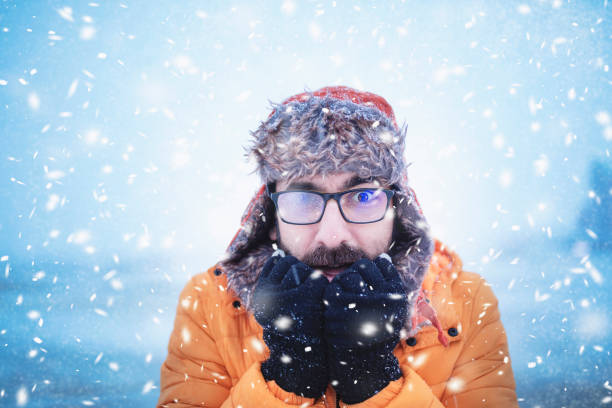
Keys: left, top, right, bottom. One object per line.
{"left": 0, "top": 0, "right": 610, "bottom": 406}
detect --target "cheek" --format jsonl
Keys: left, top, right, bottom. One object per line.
{"left": 278, "top": 223, "right": 316, "bottom": 256}
{"left": 351, "top": 219, "right": 394, "bottom": 251}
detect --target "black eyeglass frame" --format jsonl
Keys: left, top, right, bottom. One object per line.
{"left": 269, "top": 188, "right": 396, "bottom": 225}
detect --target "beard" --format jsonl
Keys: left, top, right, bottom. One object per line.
{"left": 277, "top": 241, "right": 369, "bottom": 281}
{"left": 300, "top": 242, "right": 367, "bottom": 268}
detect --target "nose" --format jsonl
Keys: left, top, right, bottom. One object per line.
{"left": 312, "top": 199, "right": 352, "bottom": 248}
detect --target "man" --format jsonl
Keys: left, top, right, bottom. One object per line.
{"left": 158, "top": 86, "right": 518, "bottom": 407}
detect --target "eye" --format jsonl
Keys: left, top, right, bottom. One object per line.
{"left": 353, "top": 190, "right": 374, "bottom": 203}
{"left": 357, "top": 192, "right": 370, "bottom": 202}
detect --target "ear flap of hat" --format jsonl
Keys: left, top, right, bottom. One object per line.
{"left": 226, "top": 184, "right": 267, "bottom": 252}
{"left": 388, "top": 172, "right": 435, "bottom": 322}
{"left": 219, "top": 184, "right": 276, "bottom": 307}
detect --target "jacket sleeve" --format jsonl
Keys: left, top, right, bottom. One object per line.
{"left": 157, "top": 275, "right": 232, "bottom": 407}
{"left": 157, "top": 273, "right": 325, "bottom": 408}
{"left": 220, "top": 362, "right": 324, "bottom": 408}
{"left": 339, "top": 277, "right": 518, "bottom": 408}
{"left": 336, "top": 368, "right": 445, "bottom": 408}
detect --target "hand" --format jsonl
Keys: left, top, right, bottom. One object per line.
{"left": 323, "top": 255, "right": 408, "bottom": 404}
{"left": 252, "top": 253, "right": 329, "bottom": 398}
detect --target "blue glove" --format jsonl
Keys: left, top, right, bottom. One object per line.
{"left": 323, "top": 255, "right": 408, "bottom": 404}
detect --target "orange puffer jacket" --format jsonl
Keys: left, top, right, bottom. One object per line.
{"left": 158, "top": 240, "right": 518, "bottom": 407}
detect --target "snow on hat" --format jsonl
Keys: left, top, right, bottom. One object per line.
{"left": 250, "top": 85, "right": 405, "bottom": 188}
{"left": 219, "top": 86, "right": 434, "bottom": 332}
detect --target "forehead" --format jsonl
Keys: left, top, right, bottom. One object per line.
{"left": 276, "top": 172, "right": 382, "bottom": 192}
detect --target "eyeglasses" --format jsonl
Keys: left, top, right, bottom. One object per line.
{"left": 269, "top": 188, "right": 395, "bottom": 225}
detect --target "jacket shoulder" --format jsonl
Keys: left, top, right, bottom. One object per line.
{"left": 451, "top": 270, "right": 492, "bottom": 298}
{"left": 451, "top": 270, "right": 500, "bottom": 313}
{"left": 182, "top": 265, "right": 235, "bottom": 303}
{"left": 427, "top": 240, "right": 495, "bottom": 305}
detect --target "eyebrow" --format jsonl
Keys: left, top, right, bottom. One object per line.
{"left": 286, "top": 176, "right": 377, "bottom": 191}
{"left": 343, "top": 175, "right": 377, "bottom": 189}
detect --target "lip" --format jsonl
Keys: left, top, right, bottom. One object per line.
{"left": 317, "top": 265, "right": 350, "bottom": 281}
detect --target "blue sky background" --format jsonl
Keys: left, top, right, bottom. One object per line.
{"left": 0, "top": 0, "right": 610, "bottom": 406}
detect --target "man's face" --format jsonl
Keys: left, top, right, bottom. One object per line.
{"left": 270, "top": 172, "right": 395, "bottom": 281}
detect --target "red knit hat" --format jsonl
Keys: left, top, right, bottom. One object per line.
{"left": 280, "top": 86, "right": 399, "bottom": 130}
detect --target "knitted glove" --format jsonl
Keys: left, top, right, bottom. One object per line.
{"left": 323, "top": 255, "right": 408, "bottom": 404}
{"left": 252, "top": 252, "right": 330, "bottom": 398}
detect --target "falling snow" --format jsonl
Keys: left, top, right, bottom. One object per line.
{"left": 0, "top": 1, "right": 610, "bottom": 407}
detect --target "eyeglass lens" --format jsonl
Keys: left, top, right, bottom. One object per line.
{"left": 277, "top": 189, "right": 389, "bottom": 224}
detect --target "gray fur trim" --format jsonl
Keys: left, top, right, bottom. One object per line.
{"left": 218, "top": 93, "right": 434, "bottom": 332}
{"left": 248, "top": 97, "right": 406, "bottom": 188}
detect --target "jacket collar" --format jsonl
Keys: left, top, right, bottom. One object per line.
{"left": 407, "top": 240, "right": 464, "bottom": 347}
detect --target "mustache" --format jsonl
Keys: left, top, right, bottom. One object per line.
{"left": 301, "top": 243, "right": 367, "bottom": 268}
